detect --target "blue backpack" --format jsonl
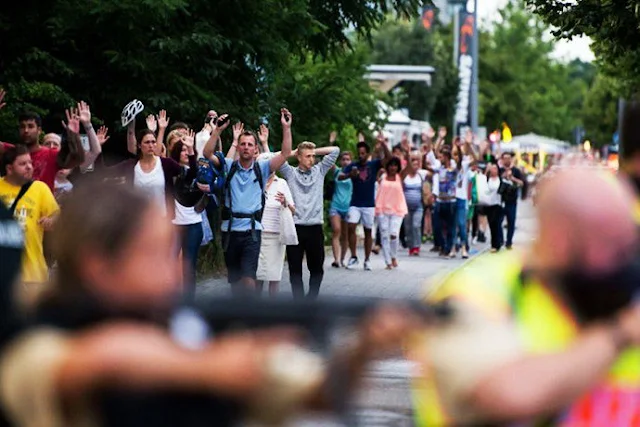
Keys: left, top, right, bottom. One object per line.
{"left": 196, "top": 152, "right": 226, "bottom": 206}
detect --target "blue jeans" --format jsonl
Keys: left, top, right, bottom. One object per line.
{"left": 177, "top": 223, "right": 204, "bottom": 301}
{"left": 436, "top": 201, "right": 457, "bottom": 254}
{"left": 503, "top": 202, "right": 517, "bottom": 247}
{"left": 403, "top": 207, "right": 424, "bottom": 249}
{"left": 453, "top": 198, "right": 468, "bottom": 250}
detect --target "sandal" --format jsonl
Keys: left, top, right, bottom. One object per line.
{"left": 331, "top": 262, "right": 340, "bottom": 268}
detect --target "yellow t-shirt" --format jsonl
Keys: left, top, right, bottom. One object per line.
{"left": 0, "top": 179, "right": 59, "bottom": 283}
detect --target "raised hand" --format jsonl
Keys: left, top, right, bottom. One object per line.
{"left": 280, "top": 108, "right": 292, "bottom": 128}
{"left": 146, "top": 114, "right": 158, "bottom": 132}
{"left": 62, "top": 107, "right": 81, "bottom": 134}
{"left": 275, "top": 191, "right": 287, "bottom": 207}
{"left": 329, "top": 131, "right": 337, "bottom": 144}
{"left": 427, "top": 127, "right": 436, "bottom": 140}
{"left": 215, "top": 114, "right": 231, "bottom": 132}
{"left": 97, "top": 126, "right": 110, "bottom": 145}
{"left": 183, "top": 129, "right": 195, "bottom": 147}
{"left": 157, "top": 110, "right": 170, "bottom": 129}
{"left": 0, "top": 89, "right": 6, "bottom": 110}
{"left": 438, "top": 126, "right": 447, "bottom": 139}
{"left": 464, "top": 129, "right": 473, "bottom": 144}
{"left": 258, "top": 124, "right": 269, "bottom": 144}
{"left": 77, "top": 101, "right": 91, "bottom": 126}
{"left": 232, "top": 122, "right": 245, "bottom": 140}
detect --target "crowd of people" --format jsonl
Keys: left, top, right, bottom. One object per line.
{"left": 3, "top": 84, "right": 640, "bottom": 427}
{"left": 0, "top": 88, "right": 539, "bottom": 303}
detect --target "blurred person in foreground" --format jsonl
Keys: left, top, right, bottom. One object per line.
{"left": 0, "top": 181, "right": 420, "bottom": 427}
{"left": 409, "top": 166, "right": 640, "bottom": 426}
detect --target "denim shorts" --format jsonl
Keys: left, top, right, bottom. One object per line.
{"left": 329, "top": 207, "right": 349, "bottom": 221}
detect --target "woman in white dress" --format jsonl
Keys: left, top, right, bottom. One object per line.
{"left": 256, "top": 162, "right": 295, "bottom": 296}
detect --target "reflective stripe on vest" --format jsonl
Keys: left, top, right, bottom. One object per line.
{"left": 412, "top": 251, "right": 640, "bottom": 426}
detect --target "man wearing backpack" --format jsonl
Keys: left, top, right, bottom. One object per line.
{"left": 0, "top": 145, "right": 59, "bottom": 307}
{"left": 202, "top": 109, "right": 292, "bottom": 293}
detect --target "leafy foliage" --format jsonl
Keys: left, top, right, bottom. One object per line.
{"left": 477, "top": 1, "right": 591, "bottom": 141}
{"left": 525, "top": 0, "right": 640, "bottom": 95}
{"left": 0, "top": 0, "right": 426, "bottom": 152}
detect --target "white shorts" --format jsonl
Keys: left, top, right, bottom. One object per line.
{"left": 347, "top": 206, "right": 375, "bottom": 229}
{"left": 256, "top": 233, "right": 286, "bottom": 281}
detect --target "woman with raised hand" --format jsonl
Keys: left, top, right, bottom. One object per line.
{"left": 169, "top": 130, "right": 205, "bottom": 299}
{"left": 111, "top": 123, "right": 195, "bottom": 219}
{"left": 375, "top": 157, "right": 409, "bottom": 270}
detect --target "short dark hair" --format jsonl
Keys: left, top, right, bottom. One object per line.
{"left": 392, "top": 144, "right": 403, "bottom": 152}
{"left": 238, "top": 130, "right": 258, "bottom": 145}
{"left": 501, "top": 152, "right": 513, "bottom": 158}
{"left": 169, "top": 122, "right": 189, "bottom": 133}
{"left": 18, "top": 112, "right": 42, "bottom": 128}
{"left": 386, "top": 156, "right": 402, "bottom": 172}
{"left": 356, "top": 142, "right": 370, "bottom": 153}
{"left": 2, "top": 145, "right": 29, "bottom": 175}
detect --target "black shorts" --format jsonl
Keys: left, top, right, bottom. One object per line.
{"left": 222, "top": 231, "right": 262, "bottom": 284}
{"left": 475, "top": 205, "right": 486, "bottom": 216}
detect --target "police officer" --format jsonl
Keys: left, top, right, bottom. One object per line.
{"left": 410, "top": 167, "right": 640, "bottom": 426}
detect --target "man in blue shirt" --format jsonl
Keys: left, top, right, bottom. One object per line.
{"left": 203, "top": 109, "right": 292, "bottom": 292}
{"left": 339, "top": 134, "right": 391, "bottom": 271}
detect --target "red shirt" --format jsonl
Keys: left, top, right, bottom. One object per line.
{"left": 1, "top": 142, "right": 60, "bottom": 191}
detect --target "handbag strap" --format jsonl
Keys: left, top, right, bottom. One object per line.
{"left": 9, "top": 181, "right": 34, "bottom": 215}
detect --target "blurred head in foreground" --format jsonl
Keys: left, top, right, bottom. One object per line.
{"left": 531, "top": 166, "right": 640, "bottom": 322}
{"left": 50, "top": 180, "right": 180, "bottom": 311}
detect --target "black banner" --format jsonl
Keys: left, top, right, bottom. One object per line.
{"left": 454, "top": 6, "right": 477, "bottom": 135}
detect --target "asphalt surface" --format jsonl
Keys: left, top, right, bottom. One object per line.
{"left": 197, "top": 200, "right": 537, "bottom": 426}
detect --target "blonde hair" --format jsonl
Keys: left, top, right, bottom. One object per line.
{"left": 297, "top": 141, "right": 316, "bottom": 153}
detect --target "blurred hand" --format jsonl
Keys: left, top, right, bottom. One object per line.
{"left": 97, "top": 126, "right": 110, "bottom": 145}
{"left": 38, "top": 215, "right": 56, "bottom": 231}
{"left": 77, "top": 101, "right": 92, "bottom": 126}
{"left": 233, "top": 122, "right": 245, "bottom": 141}
{"left": 280, "top": 108, "right": 292, "bottom": 128}
{"left": 275, "top": 191, "right": 287, "bottom": 207}
{"left": 329, "top": 131, "right": 337, "bottom": 144}
{"left": 62, "top": 108, "right": 81, "bottom": 134}
{"left": 349, "top": 168, "right": 359, "bottom": 179}
{"left": 183, "top": 129, "right": 195, "bottom": 148}
{"left": 258, "top": 124, "right": 269, "bottom": 145}
{"left": 438, "top": 127, "right": 447, "bottom": 139}
{"left": 157, "top": 110, "right": 170, "bottom": 129}
{"left": 146, "top": 114, "right": 158, "bottom": 132}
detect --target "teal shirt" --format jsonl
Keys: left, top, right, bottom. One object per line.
{"left": 330, "top": 168, "right": 353, "bottom": 213}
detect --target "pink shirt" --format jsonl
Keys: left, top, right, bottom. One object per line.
{"left": 375, "top": 174, "right": 408, "bottom": 217}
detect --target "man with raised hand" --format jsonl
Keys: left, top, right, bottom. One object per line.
{"left": 280, "top": 141, "right": 339, "bottom": 299}
{"left": 203, "top": 109, "right": 292, "bottom": 293}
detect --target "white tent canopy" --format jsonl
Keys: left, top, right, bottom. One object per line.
{"left": 504, "top": 132, "right": 571, "bottom": 154}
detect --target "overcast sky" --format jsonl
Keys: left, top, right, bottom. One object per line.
{"left": 477, "top": 0, "right": 595, "bottom": 62}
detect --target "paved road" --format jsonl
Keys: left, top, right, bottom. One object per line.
{"left": 197, "top": 200, "right": 537, "bottom": 426}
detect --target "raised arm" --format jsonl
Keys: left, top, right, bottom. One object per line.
{"left": 58, "top": 108, "right": 86, "bottom": 170}
{"left": 127, "top": 120, "right": 137, "bottom": 155}
{"left": 318, "top": 146, "right": 340, "bottom": 175}
{"left": 156, "top": 110, "right": 169, "bottom": 150}
{"left": 227, "top": 122, "right": 244, "bottom": 159}
{"left": 77, "top": 101, "right": 101, "bottom": 172}
{"left": 258, "top": 124, "right": 270, "bottom": 154}
{"left": 269, "top": 108, "right": 293, "bottom": 173}
{"left": 203, "top": 114, "right": 231, "bottom": 167}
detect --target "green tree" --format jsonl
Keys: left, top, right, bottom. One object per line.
{"left": 582, "top": 72, "right": 620, "bottom": 147}
{"left": 0, "top": 0, "right": 426, "bottom": 146}
{"left": 525, "top": 0, "right": 640, "bottom": 95}
{"left": 478, "top": 1, "right": 588, "bottom": 141}
{"left": 368, "top": 19, "right": 459, "bottom": 127}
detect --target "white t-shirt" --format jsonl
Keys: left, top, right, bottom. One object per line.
{"left": 486, "top": 176, "right": 502, "bottom": 206}
{"left": 403, "top": 169, "right": 428, "bottom": 187}
{"left": 173, "top": 201, "right": 203, "bottom": 225}
{"left": 260, "top": 177, "right": 294, "bottom": 233}
{"left": 134, "top": 158, "right": 167, "bottom": 217}
{"left": 455, "top": 156, "right": 473, "bottom": 200}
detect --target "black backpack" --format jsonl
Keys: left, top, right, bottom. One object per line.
{"left": 220, "top": 160, "right": 266, "bottom": 250}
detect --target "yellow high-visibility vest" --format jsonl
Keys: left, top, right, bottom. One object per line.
{"left": 412, "top": 251, "right": 640, "bottom": 426}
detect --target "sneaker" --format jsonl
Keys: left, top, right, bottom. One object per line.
{"left": 346, "top": 257, "right": 359, "bottom": 270}
{"left": 478, "top": 232, "right": 487, "bottom": 243}
{"left": 364, "top": 260, "right": 372, "bottom": 271}
{"left": 421, "top": 235, "right": 428, "bottom": 244}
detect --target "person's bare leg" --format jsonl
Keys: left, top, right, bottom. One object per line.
{"left": 330, "top": 215, "right": 342, "bottom": 265}
{"left": 348, "top": 223, "right": 358, "bottom": 259}
{"left": 340, "top": 220, "right": 349, "bottom": 265}
{"left": 268, "top": 281, "right": 280, "bottom": 297}
{"left": 241, "top": 277, "right": 256, "bottom": 291}
{"left": 364, "top": 228, "right": 373, "bottom": 261}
